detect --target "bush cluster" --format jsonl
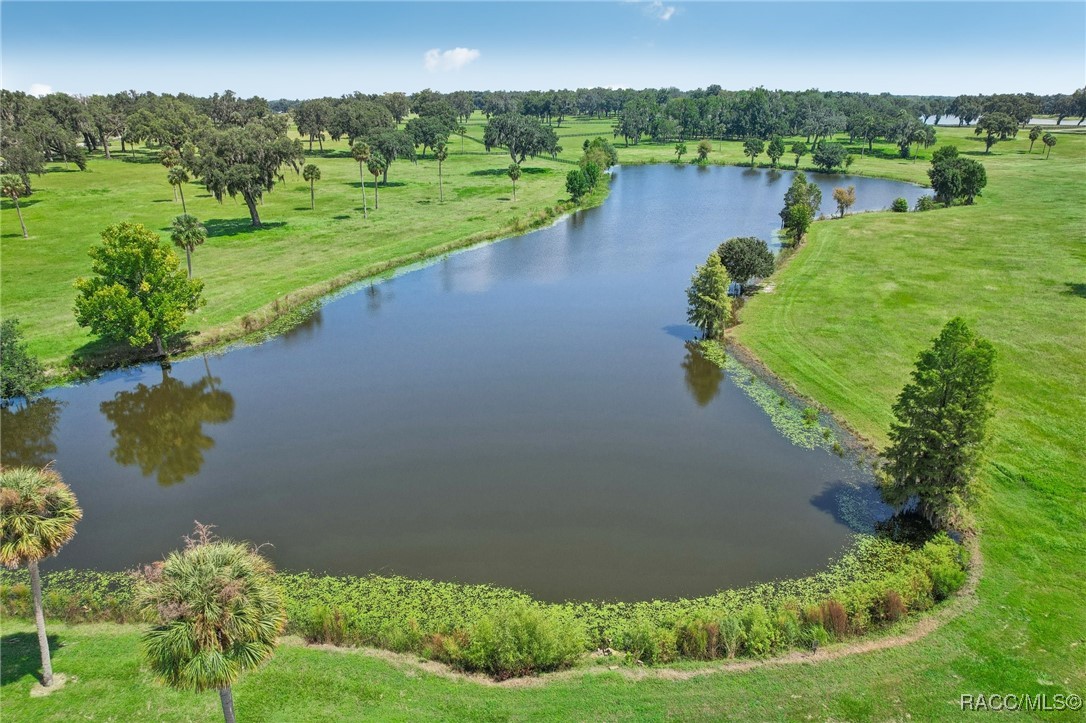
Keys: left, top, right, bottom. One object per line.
{"left": 0, "top": 534, "right": 967, "bottom": 677}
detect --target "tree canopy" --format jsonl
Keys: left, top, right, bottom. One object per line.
{"left": 74, "top": 222, "right": 205, "bottom": 357}
{"left": 716, "top": 236, "right": 774, "bottom": 293}
{"left": 882, "top": 318, "right": 997, "bottom": 526}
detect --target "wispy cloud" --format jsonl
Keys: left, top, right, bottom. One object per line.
{"left": 423, "top": 47, "right": 481, "bottom": 72}
{"left": 29, "top": 83, "right": 52, "bottom": 96}
{"left": 646, "top": 1, "right": 676, "bottom": 21}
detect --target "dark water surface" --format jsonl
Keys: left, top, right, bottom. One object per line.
{"left": 3, "top": 166, "right": 924, "bottom": 601}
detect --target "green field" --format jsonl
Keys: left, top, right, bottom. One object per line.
{"left": 2, "top": 122, "right": 1085, "bottom": 719}
{"left": 0, "top": 112, "right": 597, "bottom": 371}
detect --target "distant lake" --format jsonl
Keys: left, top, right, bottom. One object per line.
{"left": 3, "top": 165, "right": 926, "bottom": 601}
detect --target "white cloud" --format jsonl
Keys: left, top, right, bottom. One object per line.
{"left": 29, "top": 83, "right": 52, "bottom": 96}
{"left": 647, "top": 1, "right": 676, "bottom": 21}
{"left": 423, "top": 47, "right": 481, "bottom": 72}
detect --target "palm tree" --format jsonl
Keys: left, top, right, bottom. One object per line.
{"left": 1028, "top": 126, "right": 1042, "bottom": 153}
{"left": 302, "top": 164, "right": 321, "bottom": 210}
{"left": 350, "top": 142, "right": 371, "bottom": 219}
{"left": 1, "top": 174, "right": 29, "bottom": 238}
{"left": 170, "top": 214, "right": 207, "bottom": 278}
{"left": 508, "top": 163, "right": 521, "bottom": 201}
{"left": 367, "top": 153, "right": 386, "bottom": 210}
{"left": 137, "top": 523, "right": 285, "bottom": 723}
{"left": 674, "top": 142, "right": 687, "bottom": 162}
{"left": 168, "top": 167, "right": 190, "bottom": 214}
{"left": 1042, "top": 132, "right": 1057, "bottom": 158}
{"left": 161, "top": 148, "right": 180, "bottom": 199}
{"left": 434, "top": 142, "right": 448, "bottom": 202}
{"left": 456, "top": 123, "right": 467, "bottom": 153}
{"left": 0, "top": 466, "right": 83, "bottom": 687}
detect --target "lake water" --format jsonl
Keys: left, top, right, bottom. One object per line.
{"left": 2, "top": 165, "right": 925, "bottom": 601}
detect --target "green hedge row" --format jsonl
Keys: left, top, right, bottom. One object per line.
{"left": 0, "top": 532, "right": 966, "bottom": 678}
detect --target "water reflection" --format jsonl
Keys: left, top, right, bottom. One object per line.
{"left": 0, "top": 398, "right": 64, "bottom": 468}
{"left": 681, "top": 341, "right": 724, "bottom": 407}
{"left": 99, "top": 362, "right": 235, "bottom": 486}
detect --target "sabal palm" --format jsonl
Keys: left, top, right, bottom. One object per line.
{"left": 1, "top": 174, "right": 29, "bottom": 238}
{"left": 434, "top": 142, "right": 448, "bottom": 202}
{"left": 138, "top": 528, "right": 285, "bottom": 723}
{"left": 367, "top": 153, "right": 387, "bottom": 210}
{"left": 0, "top": 466, "right": 83, "bottom": 687}
{"left": 508, "top": 163, "right": 521, "bottom": 201}
{"left": 350, "top": 142, "right": 371, "bottom": 219}
{"left": 170, "top": 214, "right": 207, "bottom": 278}
{"left": 302, "top": 164, "right": 321, "bottom": 210}
{"left": 167, "top": 166, "right": 190, "bottom": 213}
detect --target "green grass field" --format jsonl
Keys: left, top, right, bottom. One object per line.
{"left": 2, "top": 121, "right": 1084, "bottom": 719}
{"left": 0, "top": 112, "right": 594, "bottom": 370}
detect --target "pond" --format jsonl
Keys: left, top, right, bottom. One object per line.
{"left": 2, "top": 165, "right": 926, "bottom": 602}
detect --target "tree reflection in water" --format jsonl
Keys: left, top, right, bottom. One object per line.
{"left": 99, "top": 360, "right": 235, "bottom": 486}
{"left": 0, "top": 398, "right": 65, "bottom": 468}
{"left": 681, "top": 341, "right": 724, "bottom": 407}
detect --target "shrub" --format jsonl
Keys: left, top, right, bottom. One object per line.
{"left": 819, "top": 598, "right": 849, "bottom": 639}
{"left": 803, "top": 623, "right": 831, "bottom": 651}
{"left": 876, "top": 589, "right": 906, "bottom": 623}
{"left": 802, "top": 407, "right": 818, "bottom": 425}
{"left": 621, "top": 620, "right": 676, "bottom": 665}
{"left": 742, "top": 604, "right": 775, "bottom": 657}
{"left": 299, "top": 605, "right": 352, "bottom": 646}
{"left": 676, "top": 615, "right": 720, "bottom": 660}
{"left": 719, "top": 614, "right": 744, "bottom": 659}
{"left": 774, "top": 606, "right": 802, "bottom": 648}
{"left": 891, "top": 197, "right": 909, "bottom": 213}
{"left": 929, "top": 563, "right": 967, "bottom": 601}
{"left": 462, "top": 602, "right": 586, "bottom": 679}
{"left": 914, "top": 195, "right": 938, "bottom": 212}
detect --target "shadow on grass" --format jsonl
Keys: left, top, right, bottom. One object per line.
{"left": 203, "top": 218, "right": 286, "bottom": 237}
{"left": 1, "top": 632, "right": 60, "bottom": 686}
{"left": 468, "top": 167, "right": 552, "bottom": 177}
{"left": 301, "top": 148, "right": 350, "bottom": 159}
{"left": 1, "top": 198, "right": 42, "bottom": 210}
{"left": 120, "top": 151, "right": 165, "bottom": 164}
{"left": 344, "top": 180, "right": 407, "bottom": 189}
{"left": 1063, "top": 282, "right": 1086, "bottom": 298}
{"left": 332, "top": 214, "right": 350, "bottom": 220}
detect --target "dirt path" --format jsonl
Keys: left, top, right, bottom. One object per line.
{"left": 292, "top": 535, "right": 981, "bottom": 689}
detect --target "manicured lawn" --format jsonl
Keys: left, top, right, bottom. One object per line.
{"left": 2, "top": 123, "right": 1083, "bottom": 719}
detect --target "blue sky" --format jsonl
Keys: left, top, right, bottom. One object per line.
{"left": 3, "top": 2, "right": 1084, "bottom": 97}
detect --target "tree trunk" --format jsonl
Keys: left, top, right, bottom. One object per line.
{"left": 172, "top": 183, "right": 178, "bottom": 201}
{"left": 179, "top": 184, "right": 187, "bottom": 214}
{"left": 29, "top": 560, "right": 53, "bottom": 686}
{"left": 373, "top": 176, "right": 379, "bottom": 209}
{"left": 219, "top": 687, "right": 237, "bottom": 723}
{"left": 310, "top": 180, "right": 315, "bottom": 210}
{"left": 382, "top": 167, "right": 388, "bottom": 185}
{"left": 13, "top": 197, "right": 28, "bottom": 238}
{"left": 359, "top": 164, "right": 368, "bottom": 219}
{"left": 101, "top": 133, "right": 111, "bottom": 159}
{"left": 438, "top": 162, "right": 443, "bottom": 202}
{"left": 154, "top": 333, "right": 165, "bottom": 358}
{"left": 185, "top": 247, "right": 193, "bottom": 278}
{"left": 512, "top": 180, "right": 516, "bottom": 201}
{"left": 318, "top": 136, "right": 323, "bottom": 151}
{"left": 244, "top": 192, "right": 262, "bottom": 227}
